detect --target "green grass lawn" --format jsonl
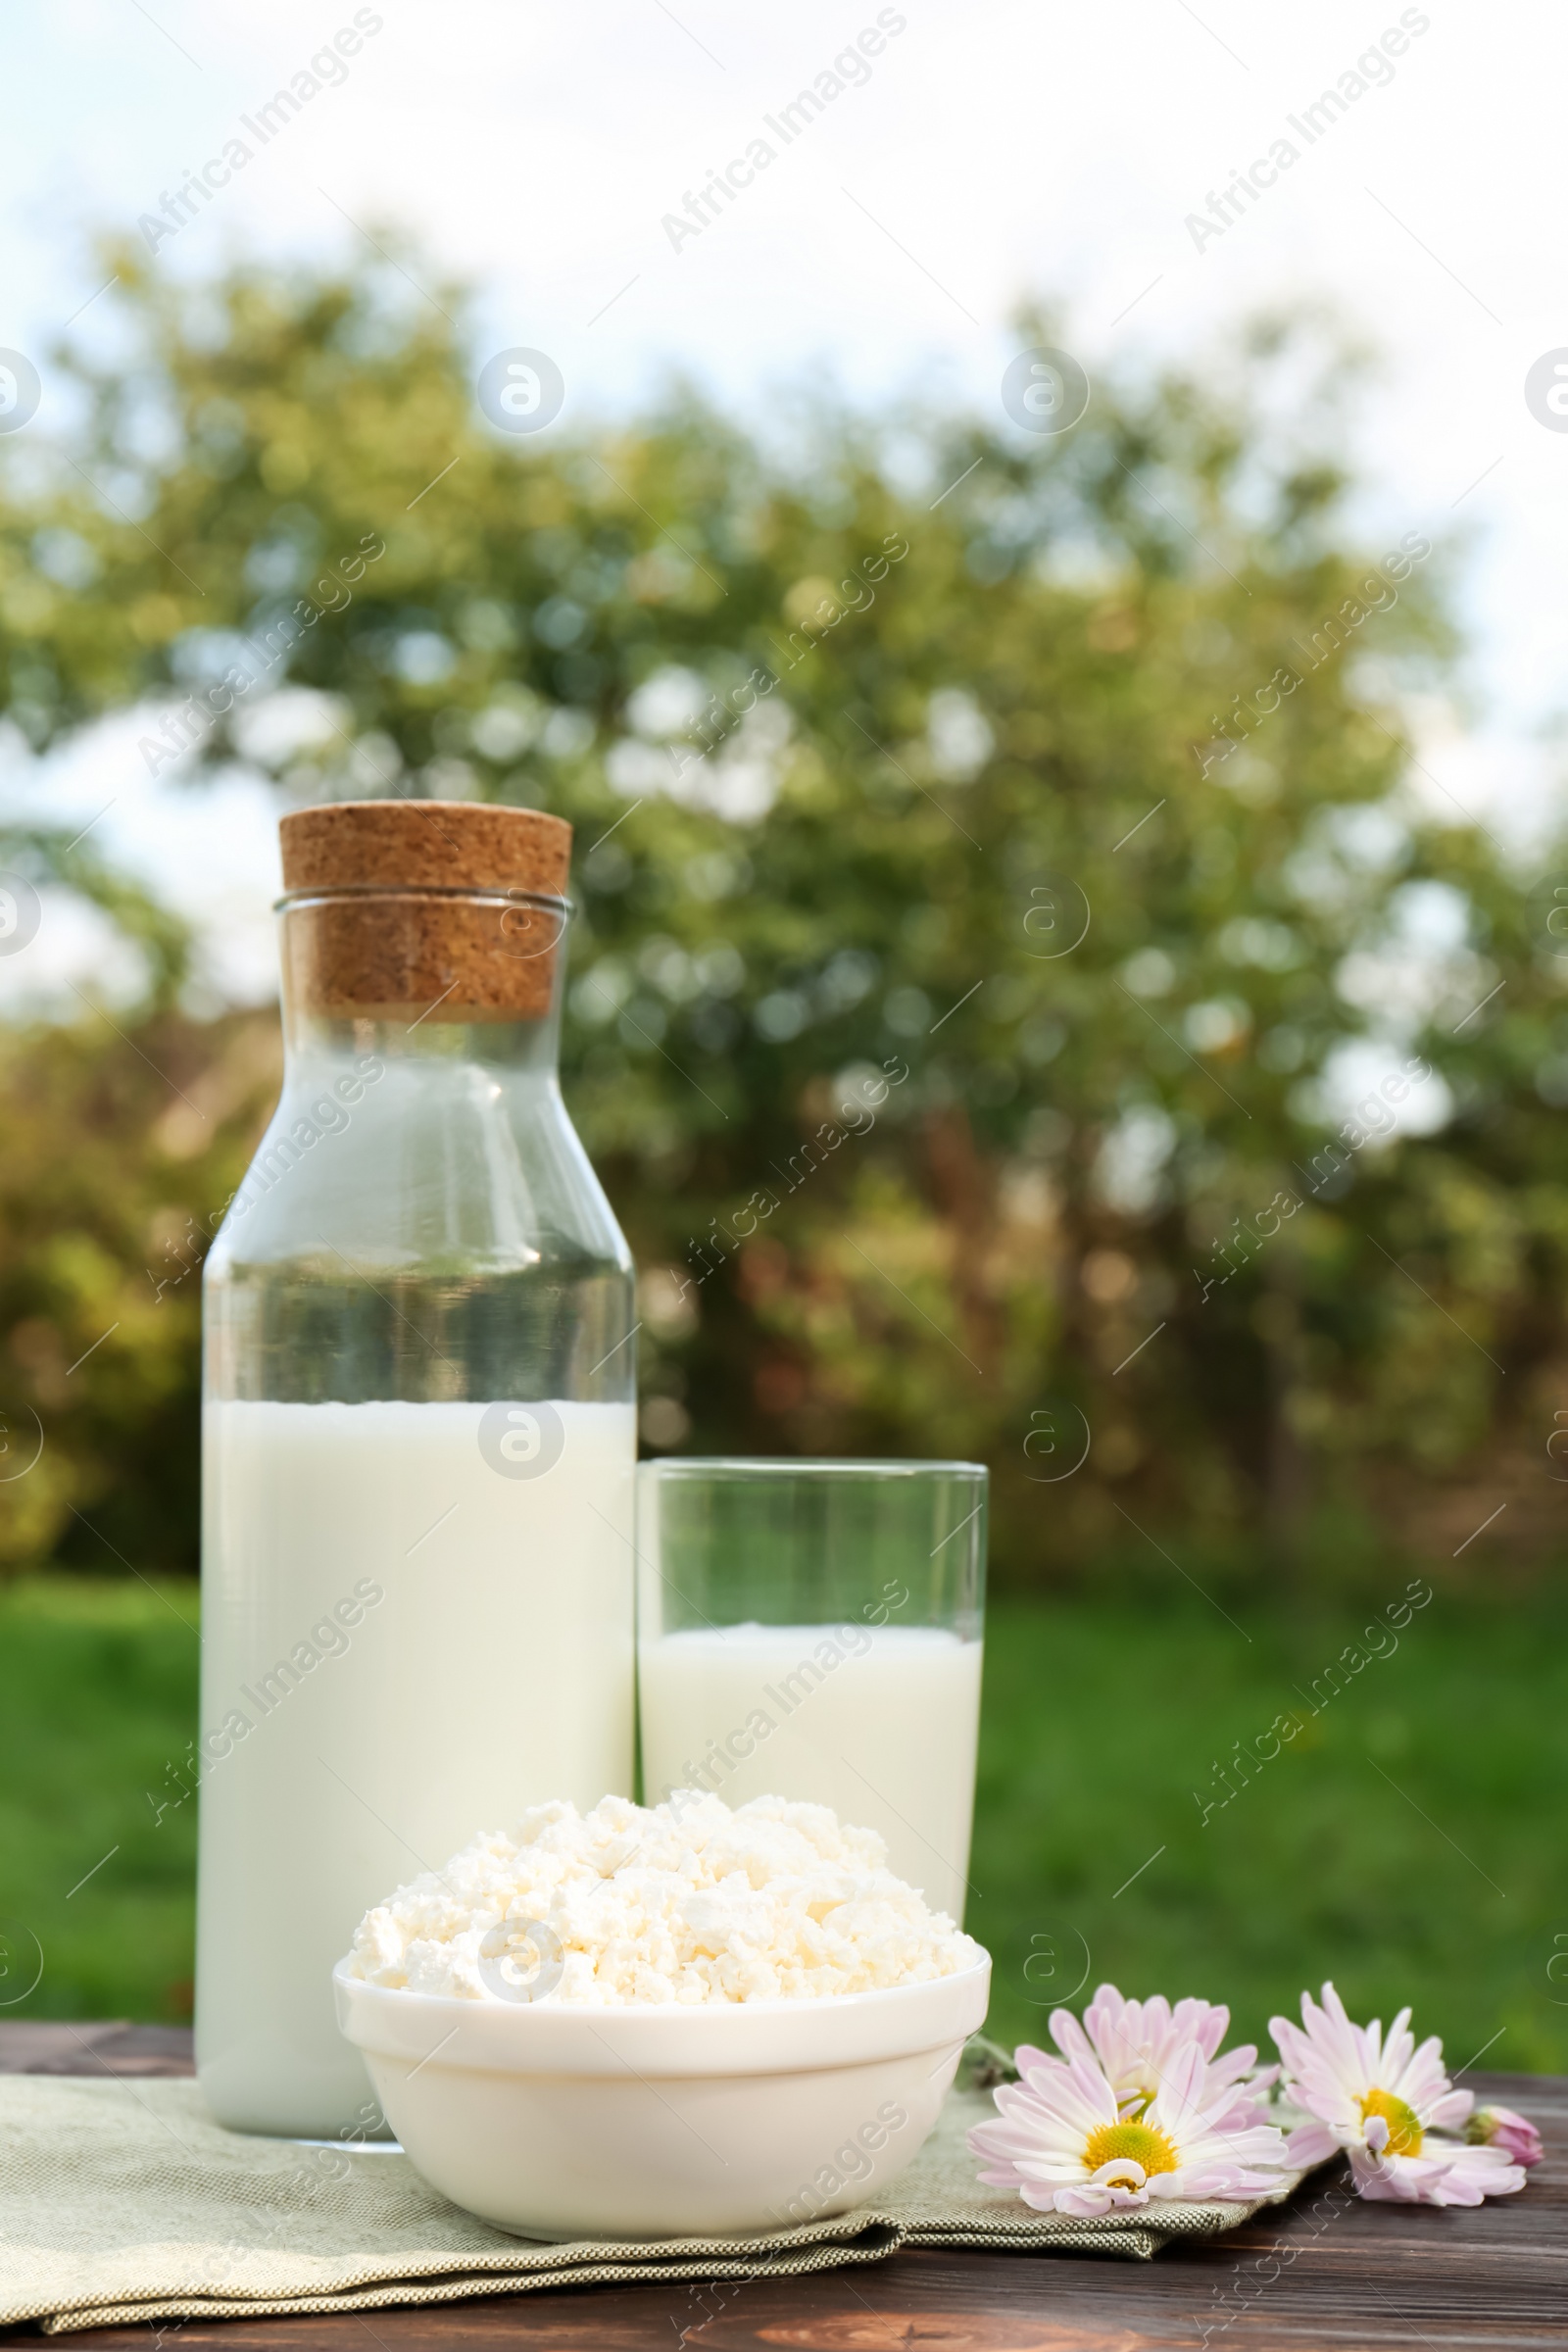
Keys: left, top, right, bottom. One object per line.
{"left": 0, "top": 1576, "right": 201, "bottom": 2025}
{"left": 4, "top": 1572, "right": 1566, "bottom": 2075}
{"left": 972, "top": 1582, "right": 1568, "bottom": 2075}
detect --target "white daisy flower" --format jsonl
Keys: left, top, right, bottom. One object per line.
{"left": 1269, "top": 1981, "right": 1529, "bottom": 2206}
{"left": 1045, "top": 1981, "right": 1278, "bottom": 2129}
{"left": 968, "top": 2039, "right": 1293, "bottom": 2217}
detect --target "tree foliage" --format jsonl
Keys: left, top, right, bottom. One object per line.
{"left": 2, "top": 242, "right": 1564, "bottom": 1584}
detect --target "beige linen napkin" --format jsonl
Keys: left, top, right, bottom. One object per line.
{"left": 0, "top": 2071, "right": 1315, "bottom": 2333}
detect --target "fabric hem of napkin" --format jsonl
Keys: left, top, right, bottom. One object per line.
{"left": 30, "top": 2234, "right": 906, "bottom": 2333}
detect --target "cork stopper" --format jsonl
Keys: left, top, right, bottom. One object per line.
{"left": 280, "top": 800, "right": 571, "bottom": 897}
{"left": 277, "top": 801, "right": 572, "bottom": 1023}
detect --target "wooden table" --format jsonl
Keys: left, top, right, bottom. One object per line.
{"left": 5, "top": 2025, "right": 1564, "bottom": 2347}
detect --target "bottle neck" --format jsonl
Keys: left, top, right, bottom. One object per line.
{"left": 279, "top": 1002, "right": 564, "bottom": 1080}
{"left": 276, "top": 887, "right": 569, "bottom": 1076}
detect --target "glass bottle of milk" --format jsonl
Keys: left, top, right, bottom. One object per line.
{"left": 197, "top": 801, "right": 636, "bottom": 2137}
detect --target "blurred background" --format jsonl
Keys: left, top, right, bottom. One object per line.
{"left": 2, "top": 1, "right": 1565, "bottom": 2068}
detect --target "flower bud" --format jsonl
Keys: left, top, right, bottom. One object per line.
{"left": 1464, "top": 2104, "right": 1544, "bottom": 2166}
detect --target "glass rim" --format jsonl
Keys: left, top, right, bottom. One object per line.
{"left": 638, "top": 1456, "right": 987, "bottom": 1480}
{"left": 274, "top": 884, "right": 573, "bottom": 914}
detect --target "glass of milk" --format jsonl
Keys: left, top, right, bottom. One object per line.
{"left": 197, "top": 803, "right": 637, "bottom": 2138}
{"left": 636, "top": 1458, "right": 986, "bottom": 1922}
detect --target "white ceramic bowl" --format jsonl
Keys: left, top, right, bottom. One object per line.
{"left": 333, "top": 1952, "right": 990, "bottom": 2239}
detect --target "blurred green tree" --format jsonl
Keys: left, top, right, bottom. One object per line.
{"left": 1, "top": 239, "right": 1562, "bottom": 1585}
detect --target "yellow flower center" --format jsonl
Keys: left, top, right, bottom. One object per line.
{"left": 1082, "top": 2120, "right": 1180, "bottom": 2179}
{"left": 1357, "top": 2087, "right": 1424, "bottom": 2157}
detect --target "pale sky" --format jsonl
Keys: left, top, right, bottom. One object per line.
{"left": 3, "top": 0, "right": 1565, "bottom": 1012}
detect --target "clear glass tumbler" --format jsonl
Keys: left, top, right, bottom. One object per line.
{"left": 636, "top": 1458, "right": 987, "bottom": 1923}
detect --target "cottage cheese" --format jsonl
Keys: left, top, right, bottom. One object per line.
{"left": 346, "top": 1790, "right": 984, "bottom": 2005}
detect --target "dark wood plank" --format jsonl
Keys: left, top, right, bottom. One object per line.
{"left": 0, "top": 2019, "right": 195, "bottom": 2076}
{"left": 5, "top": 2028, "right": 1563, "bottom": 2348}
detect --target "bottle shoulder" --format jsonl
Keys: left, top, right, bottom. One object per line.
{"left": 208, "top": 1058, "right": 631, "bottom": 1282}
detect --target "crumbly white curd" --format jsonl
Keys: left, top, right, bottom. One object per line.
{"left": 346, "top": 1790, "right": 984, "bottom": 2005}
